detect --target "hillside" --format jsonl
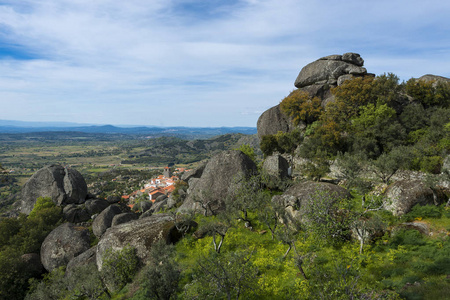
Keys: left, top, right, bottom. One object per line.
{"left": 0, "top": 53, "right": 449, "bottom": 300}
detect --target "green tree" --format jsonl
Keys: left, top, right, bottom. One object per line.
{"left": 184, "top": 250, "right": 259, "bottom": 300}
{"left": 280, "top": 89, "right": 323, "bottom": 125}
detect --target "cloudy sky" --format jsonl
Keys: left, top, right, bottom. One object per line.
{"left": 0, "top": 0, "right": 449, "bottom": 127}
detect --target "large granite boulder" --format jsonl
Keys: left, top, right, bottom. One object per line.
{"left": 40, "top": 223, "right": 91, "bottom": 272}
{"left": 96, "top": 213, "right": 183, "bottom": 269}
{"left": 85, "top": 198, "right": 110, "bottom": 215}
{"left": 92, "top": 205, "right": 123, "bottom": 238}
{"left": 63, "top": 204, "right": 91, "bottom": 223}
{"left": 256, "top": 104, "right": 295, "bottom": 139}
{"left": 21, "top": 165, "right": 88, "bottom": 214}
{"left": 384, "top": 180, "right": 447, "bottom": 216}
{"left": 294, "top": 53, "right": 366, "bottom": 88}
{"left": 273, "top": 181, "right": 351, "bottom": 223}
{"left": 178, "top": 150, "right": 257, "bottom": 215}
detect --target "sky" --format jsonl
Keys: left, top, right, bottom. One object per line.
{"left": 0, "top": 0, "right": 449, "bottom": 127}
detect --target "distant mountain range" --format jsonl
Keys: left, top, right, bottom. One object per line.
{"left": 0, "top": 120, "right": 257, "bottom": 136}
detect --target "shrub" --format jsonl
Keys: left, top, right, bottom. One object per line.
{"left": 101, "top": 246, "right": 139, "bottom": 292}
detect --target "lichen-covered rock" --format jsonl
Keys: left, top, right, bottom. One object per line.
{"left": 178, "top": 150, "right": 257, "bottom": 215}
{"left": 96, "top": 214, "right": 182, "bottom": 269}
{"left": 40, "top": 223, "right": 90, "bottom": 272}
{"left": 21, "top": 164, "right": 88, "bottom": 214}
{"left": 273, "top": 181, "right": 351, "bottom": 223}
{"left": 384, "top": 180, "right": 447, "bottom": 216}
{"left": 92, "top": 205, "right": 123, "bottom": 238}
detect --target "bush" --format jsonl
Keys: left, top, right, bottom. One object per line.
{"left": 404, "top": 204, "right": 442, "bottom": 220}
{"left": 101, "top": 246, "right": 139, "bottom": 292}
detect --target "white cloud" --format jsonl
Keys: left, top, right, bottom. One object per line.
{"left": 0, "top": 0, "right": 449, "bottom": 126}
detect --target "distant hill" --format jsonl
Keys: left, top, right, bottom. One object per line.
{"left": 0, "top": 120, "right": 257, "bottom": 137}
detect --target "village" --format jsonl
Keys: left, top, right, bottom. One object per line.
{"left": 121, "top": 166, "right": 190, "bottom": 209}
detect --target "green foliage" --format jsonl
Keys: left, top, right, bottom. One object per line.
{"left": 302, "top": 190, "right": 352, "bottom": 247}
{"left": 280, "top": 89, "right": 323, "bottom": 125}
{"left": 403, "top": 204, "right": 443, "bottom": 221}
{"left": 260, "top": 130, "right": 303, "bottom": 157}
{"left": 101, "top": 245, "right": 140, "bottom": 293}
{"left": 183, "top": 249, "right": 259, "bottom": 299}
{"left": 235, "top": 144, "right": 257, "bottom": 163}
{"left": 405, "top": 78, "right": 450, "bottom": 108}
{"left": 140, "top": 240, "right": 180, "bottom": 300}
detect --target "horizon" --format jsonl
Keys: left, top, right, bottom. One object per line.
{"left": 0, "top": 118, "right": 257, "bottom": 129}
{"left": 1, "top": 0, "right": 450, "bottom": 127}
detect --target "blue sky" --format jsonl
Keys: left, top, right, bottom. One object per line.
{"left": 0, "top": 0, "right": 449, "bottom": 127}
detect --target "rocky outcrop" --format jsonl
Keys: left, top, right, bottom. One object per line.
{"left": 177, "top": 150, "right": 257, "bottom": 215}
{"left": 96, "top": 213, "right": 183, "bottom": 269}
{"left": 92, "top": 205, "right": 123, "bottom": 238}
{"left": 418, "top": 74, "right": 450, "bottom": 86}
{"left": 272, "top": 181, "right": 351, "bottom": 223}
{"left": 294, "top": 53, "right": 366, "bottom": 88}
{"left": 384, "top": 180, "right": 447, "bottom": 216}
{"left": 40, "top": 223, "right": 91, "bottom": 272}
{"left": 257, "top": 53, "right": 370, "bottom": 139}
{"left": 21, "top": 164, "right": 88, "bottom": 214}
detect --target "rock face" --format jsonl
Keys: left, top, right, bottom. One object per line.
{"left": 384, "top": 180, "right": 447, "bottom": 216}
{"left": 40, "top": 223, "right": 91, "bottom": 272}
{"left": 177, "top": 150, "right": 257, "bottom": 215}
{"left": 21, "top": 165, "right": 88, "bottom": 214}
{"left": 65, "top": 246, "right": 97, "bottom": 278}
{"left": 92, "top": 205, "right": 123, "bottom": 238}
{"left": 272, "top": 181, "right": 351, "bottom": 223}
{"left": 262, "top": 154, "right": 290, "bottom": 180}
{"left": 96, "top": 214, "right": 182, "bottom": 270}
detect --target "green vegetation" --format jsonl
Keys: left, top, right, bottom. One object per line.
{"left": 0, "top": 198, "right": 62, "bottom": 300}
{"left": 263, "top": 74, "right": 450, "bottom": 178}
